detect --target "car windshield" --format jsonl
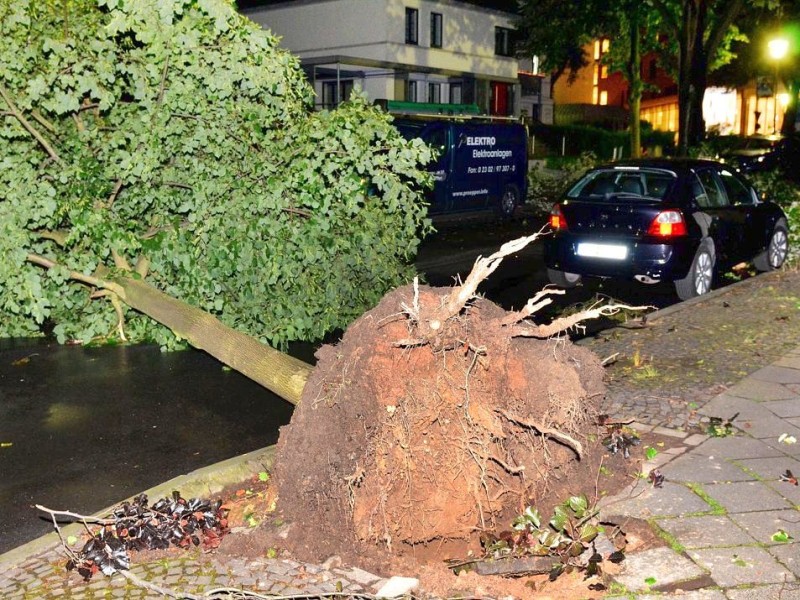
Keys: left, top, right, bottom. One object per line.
{"left": 566, "top": 168, "right": 676, "bottom": 200}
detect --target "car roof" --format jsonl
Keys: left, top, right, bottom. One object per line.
{"left": 594, "top": 158, "right": 723, "bottom": 175}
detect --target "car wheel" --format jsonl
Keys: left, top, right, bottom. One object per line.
{"left": 674, "top": 244, "right": 714, "bottom": 301}
{"left": 547, "top": 268, "right": 581, "bottom": 288}
{"left": 754, "top": 220, "right": 789, "bottom": 272}
{"left": 499, "top": 184, "right": 519, "bottom": 219}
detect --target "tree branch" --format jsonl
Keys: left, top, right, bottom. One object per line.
{"left": 0, "top": 83, "right": 64, "bottom": 165}
{"left": 38, "top": 230, "right": 70, "bottom": 246}
{"left": 26, "top": 253, "right": 124, "bottom": 296}
{"left": 704, "top": 0, "right": 745, "bottom": 59}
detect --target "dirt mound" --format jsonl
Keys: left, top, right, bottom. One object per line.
{"left": 274, "top": 266, "right": 606, "bottom": 563}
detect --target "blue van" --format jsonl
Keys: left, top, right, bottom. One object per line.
{"left": 394, "top": 119, "right": 528, "bottom": 217}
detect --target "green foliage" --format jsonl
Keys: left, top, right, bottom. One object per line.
{"left": 0, "top": 0, "right": 432, "bottom": 348}
{"left": 532, "top": 124, "right": 675, "bottom": 161}
{"left": 746, "top": 172, "right": 800, "bottom": 265}
{"left": 484, "top": 494, "right": 605, "bottom": 580}
{"left": 526, "top": 152, "right": 597, "bottom": 214}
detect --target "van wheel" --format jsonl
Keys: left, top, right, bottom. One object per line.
{"left": 499, "top": 184, "right": 520, "bottom": 219}
{"left": 547, "top": 268, "right": 581, "bottom": 288}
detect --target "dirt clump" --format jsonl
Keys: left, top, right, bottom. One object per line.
{"left": 273, "top": 236, "right": 611, "bottom": 565}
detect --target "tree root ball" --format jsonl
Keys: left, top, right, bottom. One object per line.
{"left": 273, "top": 283, "right": 606, "bottom": 561}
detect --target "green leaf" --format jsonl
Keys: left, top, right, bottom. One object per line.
{"left": 645, "top": 446, "right": 658, "bottom": 461}
{"left": 258, "top": 471, "right": 270, "bottom": 482}
{"left": 771, "top": 530, "right": 792, "bottom": 543}
{"left": 644, "top": 576, "right": 657, "bottom": 586}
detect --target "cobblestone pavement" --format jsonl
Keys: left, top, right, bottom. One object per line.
{"left": 579, "top": 269, "right": 800, "bottom": 430}
{"left": 0, "top": 546, "right": 386, "bottom": 598}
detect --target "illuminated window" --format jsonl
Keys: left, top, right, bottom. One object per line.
{"left": 593, "top": 65, "right": 599, "bottom": 85}
{"left": 601, "top": 39, "right": 610, "bottom": 53}
{"left": 601, "top": 65, "right": 608, "bottom": 79}
{"left": 592, "top": 87, "right": 599, "bottom": 104}
{"left": 599, "top": 90, "right": 608, "bottom": 105}
{"left": 594, "top": 40, "right": 601, "bottom": 60}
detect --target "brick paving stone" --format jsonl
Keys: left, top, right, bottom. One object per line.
{"left": 726, "top": 379, "right": 797, "bottom": 402}
{"left": 763, "top": 398, "right": 800, "bottom": 418}
{"left": 688, "top": 546, "right": 793, "bottom": 587}
{"left": 633, "top": 592, "right": 726, "bottom": 600}
{"left": 751, "top": 366, "right": 800, "bottom": 385}
{"left": 691, "top": 435, "right": 784, "bottom": 460}
{"left": 685, "top": 433, "right": 709, "bottom": 445}
{"left": 735, "top": 416, "right": 800, "bottom": 440}
{"left": 729, "top": 510, "right": 800, "bottom": 545}
{"left": 613, "top": 547, "right": 705, "bottom": 592}
{"left": 769, "top": 544, "right": 800, "bottom": 579}
{"left": 655, "top": 515, "right": 757, "bottom": 549}
{"left": 661, "top": 453, "right": 753, "bottom": 484}
{"left": 726, "top": 584, "right": 800, "bottom": 599}
{"left": 734, "top": 456, "right": 800, "bottom": 481}
{"left": 762, "top": 436, "right": 800, "bottom": 458}
{"left": 702, "top": 481, "right": 793, "bottom": 513}
{"left": 600, "top": 481, "right": 712, "bottom": 520}
{"left": 698, "top": 394, "right": 775, "bottom": 421}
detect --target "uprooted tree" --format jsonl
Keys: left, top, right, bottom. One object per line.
{"left": 1, "top": 0, "right": 433, "bottom": 401}
{"left": 2, "top": 0, "right": 639, "bottom": 562}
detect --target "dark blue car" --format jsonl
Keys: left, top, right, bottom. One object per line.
{"left": 544, "top": 159, "right": 789, "bottom": 301}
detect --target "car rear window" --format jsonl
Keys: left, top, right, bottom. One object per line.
{"left": 567, "top": 168, "right": 676, "bottom": 200}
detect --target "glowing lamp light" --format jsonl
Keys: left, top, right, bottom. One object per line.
{"left": 768, "top": 38, "right": 789, "bottom": 61}
{"left": 778, "top": 93, "right": 790, "bottom": 107}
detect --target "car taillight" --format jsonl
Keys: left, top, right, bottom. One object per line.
{"left": 647, "top": 210, "right": 687, "bottom": 237}
{"left": 550, "top": 204, "right": 567, "bottom": 231}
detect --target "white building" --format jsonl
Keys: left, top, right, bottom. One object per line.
{"left": 243, "top": 0, "right": 552, "bottom": 121}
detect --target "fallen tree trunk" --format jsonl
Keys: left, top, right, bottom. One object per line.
{"left": 26, "top": 252, "right": 311, "bottom": 405}
{"left": 116, "top": 277, "right": 312, "bottom": 405}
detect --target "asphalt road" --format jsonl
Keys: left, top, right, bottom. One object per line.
{"left": 0, "top": 209, "right": 683, "bottom": 554}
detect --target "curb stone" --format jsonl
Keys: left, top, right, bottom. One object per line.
{"left": 0, "top": 445, "right": 276, "bottom": 570}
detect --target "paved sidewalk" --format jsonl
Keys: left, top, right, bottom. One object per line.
{"left": 602, "top": 347, "right": 800, "bottom": 599}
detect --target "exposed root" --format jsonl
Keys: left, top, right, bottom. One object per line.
{"left": 507, "top": 302, "right": 650, "bottom": 338}
{"left": 496, "top": 408, "right": 584, "bottom": 459}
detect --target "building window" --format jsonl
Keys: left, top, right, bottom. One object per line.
{"left": 450, "top": 83, "right": 462, "bottom": 104}
{"left": 648, "top": 58, "right": 657, "bottom": 80}
{"left": 428, "top": 83, "right": 442, "bottom": 103}
{"left": 405, "top": 8, "right": 418, "bottom": 45}
{"left": 495, "top": 27, "right": 513, "bottom": 57}
{"left": 599, "top": 90, "right": 608, "bottom": 105}
{"left": 600, "top": 65, "right": 608, "bottom": 79}
{"left": 322, "top": 80, "right": 354, "bottom": 109}
{"left": 430, "top": 12, "right": 443, "bottom": 48}
{"left": 407, "top": 80, "right": 419, "bottom": 102}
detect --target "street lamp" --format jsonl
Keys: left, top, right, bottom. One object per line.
{"left": 768, "top": 37, "right": 789, "bottom": 134}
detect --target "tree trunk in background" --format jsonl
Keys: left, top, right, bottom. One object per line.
{"left": 116, "top": 276, "right": 312, "bottom": 405}
{"left": 781, "top": 80, "right": 798, "bottom": 136}
{"left": 628, "top": 5, "right": 642, "bottom": 159}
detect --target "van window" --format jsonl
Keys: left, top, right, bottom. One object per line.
{"left": 421, "top": 127, "right": 447, "bottom": 153}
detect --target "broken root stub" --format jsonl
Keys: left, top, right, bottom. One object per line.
{"left": 274, "top": 281, "right": 606, "bottom": 562}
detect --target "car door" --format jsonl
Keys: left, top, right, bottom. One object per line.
{"left": 691, "top": 167, "right": 748, "bottom": 267}
{"left": 716, "top": 167, "right": 764, "bottom": 261}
